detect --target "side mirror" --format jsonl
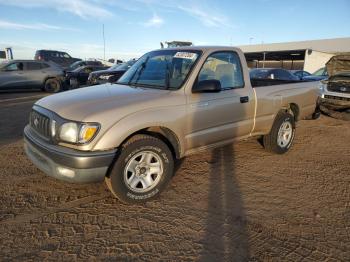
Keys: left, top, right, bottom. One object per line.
{"left": 192, "top": 80, "right": 221, "bottom": 93}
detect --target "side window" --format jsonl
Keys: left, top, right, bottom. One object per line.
{"left": 198, "top": 52, "right": 244, "bottom": 90}
{"left": 0, "top": 51, "right": 6, "bottom": 59}
{"left": 27, "top": 62, "right": 42, "bottom": 70}
{"left": 62, "top": 53, "right": 71, "bottom": 58}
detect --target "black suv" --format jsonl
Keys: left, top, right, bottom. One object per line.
{"left": 35, "top": 50, "right": 81, "bottom": 69}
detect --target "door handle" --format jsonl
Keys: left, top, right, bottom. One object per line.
{"left": 240, "top": 96, "right": 249, "bottom": 103}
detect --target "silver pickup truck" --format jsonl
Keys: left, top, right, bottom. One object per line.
{"left": 24, "top": 46, "right": 320, "bottom": 203}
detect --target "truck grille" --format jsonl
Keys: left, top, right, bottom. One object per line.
{"left": 327, "top": 82, "right": 350, "bottom": 94}
{"left": 30, "top": 110, "right": 51, "bottom": 138}
{"left": 324, "top": 95, "right": 350, "bottom": 102}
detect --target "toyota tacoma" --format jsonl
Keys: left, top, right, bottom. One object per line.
{"left": 24, "top": 47, "right": 320, "bottom": 203}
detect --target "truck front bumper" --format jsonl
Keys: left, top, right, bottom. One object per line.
{"left": 321, "top": 93, "right": 350, "bottom": 110}
{"left": 24, "top": 126, "right": 117, "bottom": 183}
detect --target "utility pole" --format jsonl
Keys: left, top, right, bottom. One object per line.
{"left": 102, "top": 24, "right": 106, "bottom": 61}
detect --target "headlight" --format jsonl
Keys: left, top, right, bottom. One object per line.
{"left": 318, "top": 81, "right": 326, "bottom": 90}
{"left": 59, "top": 122, "right": 78, "bottom": 143}
{"left": 59, "top": 122, "right": 99, "bottom": 144}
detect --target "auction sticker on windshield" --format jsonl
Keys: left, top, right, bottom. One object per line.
{"left": 174, "top": 52, "right": 198, "bottom": 60}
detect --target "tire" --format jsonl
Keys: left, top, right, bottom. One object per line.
{"left": 106, "top": 134, "right": 174, "bottom": 204}
{"left": 263, "top": 111, "right": 295, "bottom": 154}
{"left": 44, "top": 78, "right": 61, "bottom": 93}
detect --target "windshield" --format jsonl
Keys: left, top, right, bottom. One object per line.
{"left": 117, "top": 50, "right": 201, "bottom": 89}
{"left": 313, "top": 67, "right": 327, "bottom": 76}
{"left": 109, "top": 63, "right": 122, "bottom": 70}
{"left": 68, "top": 61, "right": 83, "bottom": 71}
{"left": 109, "top": 60, "right": 136, "bottom": 71}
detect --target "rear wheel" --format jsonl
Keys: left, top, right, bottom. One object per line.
{"left": 263, "top": 111, "right": 295, "bottom": 154}
{"left": 44, "top": 78, "right": 61, "bottom": 93}
{"left": 106, "top": 134, "right": 174, "bottom": 204}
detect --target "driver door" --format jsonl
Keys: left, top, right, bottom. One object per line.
{"left": 186, "top": 51, "right": 255, "bottom": 151}
{"left": 0, "top": 62, "right": 27, "bottom": 89}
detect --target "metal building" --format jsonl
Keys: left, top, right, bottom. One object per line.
{"left": 239, "top": 37, "right": 350, "bottom": 73}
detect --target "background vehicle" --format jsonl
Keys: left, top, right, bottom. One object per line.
{"left": 0, "top": 60, "right": 64, "bottom": 92}
{"left": 303, "top": 67, "right": 328, "bottom": 81}
{"left": 290, "top": 70, "right": 311, "bottom": 80}
{"left": 24, "top": 46, "right": 319, "bottom": 204}
{"left": 65, "top": 64, "right": 109, "bottom": 89}
{"left": 160, "top": 41, "right": 193, "bottom": 49}
{"left": 320, "top": 55, "right": 350, "bottom": 110}
{"left": 250, "top": 68, "right": 299, "bottom": 81}
{"left": 0, "top": 47, "right": 13, "bottom": 62}
{"left": 87, "top": 59, "right": 137, "bottom": 85}
{"left": 34, "top": 50, "right": 81, "bottom": 69}
{"left": 67, "top": 60, "right": 103, "bottom": 72}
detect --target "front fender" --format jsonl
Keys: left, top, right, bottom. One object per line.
{"left": 92, "top": 106, "right": 187, "bottom": 155}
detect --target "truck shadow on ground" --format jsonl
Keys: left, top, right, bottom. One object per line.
{"left": 199, "top": 145, "right": 250, "bottom": 261}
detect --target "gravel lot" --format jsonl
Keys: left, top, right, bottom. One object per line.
{"left": 0, "top": 92, "right": 349, "bottom": 261}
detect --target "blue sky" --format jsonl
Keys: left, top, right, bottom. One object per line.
{"left": 0, "top": 0, "right": 349, "bottom": 60}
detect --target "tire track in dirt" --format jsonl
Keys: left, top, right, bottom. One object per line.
{"left": 0, "top": 193, "right": 108, "bottom": 225}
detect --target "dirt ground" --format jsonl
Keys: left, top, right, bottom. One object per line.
{"left": 0, "top": 92, "right": 349, "bottom": 261}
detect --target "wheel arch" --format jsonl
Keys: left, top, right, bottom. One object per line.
{"left": 121, "top": 126, "right": 182, "bottom": 160}
{"left": 42, "top": 76, "right": 62, "bottom": 86}
{"left": 280, "top": 103, "right": 300, "bottom": 122}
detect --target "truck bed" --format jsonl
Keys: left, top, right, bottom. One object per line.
{"left": 251, "top": 78, "right": 306, "bottom": 88}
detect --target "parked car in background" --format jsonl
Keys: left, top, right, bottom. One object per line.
{"left": 320, "top": 55, "right": 350, "bottom": 110}
{"left": 303, "top": 67, "right": 328, "bottom": 81}
{"left": 0, "top": 60, "right": 64, "bottom": 92}
{"left": 24, "top": 46, "right": 320, "bottom": 204}
{"left": 250, "top": 68, "right": 299, "bottom": 81}
{"left": 65, "top": 64, "right": 109, "bottom": 89}
{"left": 67, "top": 60, "right": 103, "bottom": 72}
{"left": 35, "top": 50, "right": 81, "bottom": 69}
{"left": 87, "top": 59, "right": 137, "bottom": 85}
{"left": 0, "top": 47, "right": 13, "bottom": 62}
{"left": 290, "top": 70, "right": 311, "bottom": 80}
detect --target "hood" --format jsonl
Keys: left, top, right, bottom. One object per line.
{"left": 36, "top": 83, "right": 176, "bottom": 121}
{"left": 91, "top": 69, "right": 125, "bottom": 76}
{"left": 326, "top": 55, "right": 350, "bottom": 77}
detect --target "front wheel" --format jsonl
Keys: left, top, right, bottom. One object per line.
{"left": 106, "top": 134, "right": 174, "bottom": 204}
{"left": 263, "top": 111, "right": 295, "bottom": 154}
{"left": 44, "top": 78, "right": 61, "bottom": 93}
